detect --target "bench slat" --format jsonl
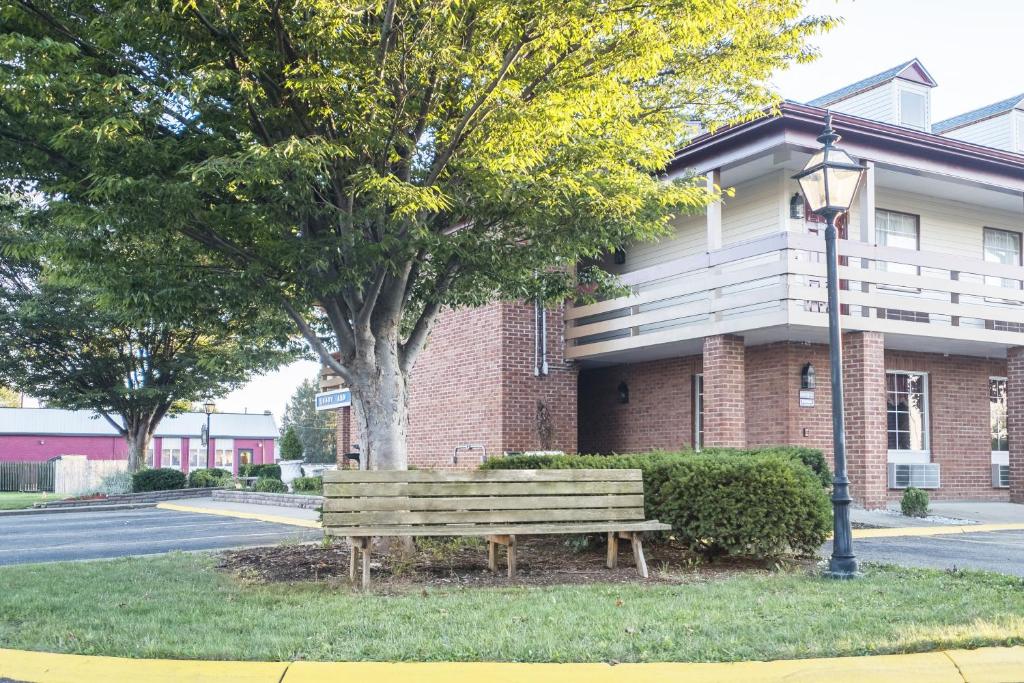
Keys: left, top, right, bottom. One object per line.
{"left": 324, "top": 480, "right": 643, "bottom": 497}
{"left": 322, "top": 494, "right": 645, "bottom": 513}
{"left": 323, "top": 469, "right": 641, "bottom": 483}
{"left": 323, "top": 507, "right": 646, "bottom": 527}
{"left": 324, "top": 520, "right": 672, "bottom": 538}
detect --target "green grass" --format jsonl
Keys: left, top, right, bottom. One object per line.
{"left": 1, "top": 554, "right": 1023, "bottom": 662}
{"left": 0, "top": 492, "right": 63, "bottom": 510}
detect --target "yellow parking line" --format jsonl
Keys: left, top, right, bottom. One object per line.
{"left": 156, "top": 502, "right": 321, "bottom": 529}
{"left": 851, "top": 522, "right": 1024, "bottom": 539}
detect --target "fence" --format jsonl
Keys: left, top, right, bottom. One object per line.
{"left": 0, "top": 461, "right": 56, "bottom": 492}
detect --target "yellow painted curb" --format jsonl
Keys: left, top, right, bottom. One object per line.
{"left": 946, "top": 646, "right": 1024, "bottom": 683}
{"left": 6, "top": 648, "right": 1023, "bottom": 683}
{"left": 156, "top": 501, "right": 321, "bottom": 529}
{"left": 0, "top": 648, "right": 288, "bottom": 683}
{"left": 851, "top": 522, "right": 1024, "bottom": 539}
{"left": 283, "top": 651, "right": 962, "bottom": 683}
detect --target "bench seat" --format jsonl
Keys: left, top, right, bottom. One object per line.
{"left": 325, "top": 520, "right": 670, "bottom": 538}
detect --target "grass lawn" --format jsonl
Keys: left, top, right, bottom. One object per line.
{"left": 0, "top": 492, "right": 63, "bottom": 510}
{"left": 1, "top": 553, "right": 1023, "bottom": 662}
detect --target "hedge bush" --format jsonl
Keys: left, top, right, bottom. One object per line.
{"left": 188, "top": 468, "right": 232, "bottom": 488}
{"left": 901, "top": 487, "right": 929, "bottom": 517}
{"left": 483, "top": 449, "right": 831, "bottom": 559}
{"left": 239, "top": 463, "right": 282, "bottom": 480}
{"left": 253, "top": 477, "right": 288, "bottom": 493}
{"left": 132, "top": 468, "right": 187, "bottom": 492}
{"left": 292, "top": 476, "right": 323, "bottom": 494}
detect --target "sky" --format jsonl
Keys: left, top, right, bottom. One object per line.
{"left": 29, "top": 0, "right": 1023, "bottom": 423}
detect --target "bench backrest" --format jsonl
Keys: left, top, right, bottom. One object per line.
{"left": 321, "top": 469, "right": 645, "bottom": 531}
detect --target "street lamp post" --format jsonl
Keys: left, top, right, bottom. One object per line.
{"left": 793, "top": 113, "right": 866, "bottom": 579}
{"left": 203, "top": 399, "right": 215, "bottom": 468}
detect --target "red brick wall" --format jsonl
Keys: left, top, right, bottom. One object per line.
{"left": 885, "top": 349, "right": 1008, "bottom": 502}
{"left": 702, "top": 335, "right": 746, "bottom": 448}
{"left": 1008, "top": 347, "right": 1024, "bottom": 503}
{"left": 843, "top": 332, "right": 888, "bottom": 509}
{"left": 578, "top": 356, "right": 701, "bottom": 453}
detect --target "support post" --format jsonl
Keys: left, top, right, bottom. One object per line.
{"left": 348, "top": 537, "right": 356, "bottom": 582}
{"left": 606, "top": 531, "right": 619, "bottom": 569}
{"left": 507, "top": 535, "right": 517, "bottom": 578}
{"left": 630, "top": 532, "right": 648, "bottom": 579}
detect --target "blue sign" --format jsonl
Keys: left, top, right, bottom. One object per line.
{"left": 315, "top": 389, "right": 352, "bottom": 411}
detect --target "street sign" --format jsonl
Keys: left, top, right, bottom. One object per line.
{"left": 315, "top": 388, "right": 352, "bottom": 411}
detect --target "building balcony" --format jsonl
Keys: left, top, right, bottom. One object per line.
{"left": 566, "top": 231, "right": 1024, "bottom": 362}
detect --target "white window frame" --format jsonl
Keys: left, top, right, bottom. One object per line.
{"left": 990, "top": 376, "right": 1009, "bottom": 466}
{"left": 886, "top": 370, "right": 931, "bottom": 463}
{"left": 214, "top": 438, "right": 235, "bottom": 470}
{"left": 692, "top": 373, "right": 704, "bottom": 452}
{"left": 161, "top": 437, "right": 182, "bottom": 469}
{"left": 188, "top": 437, "right": 207, "bottom": 470}
{"left": 896, "top": 85, "right": 928, "bottom": 131}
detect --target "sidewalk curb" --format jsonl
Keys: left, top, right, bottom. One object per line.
{"left": 851, "top": 522, "right": 1024, "bottom": 539}
{"left": 1, "top": 646, "right": 1021, "bottom": 683}
{"left": 0, "top": 503, "right": 157, "bottom": 517}
{"left": 156, "top": 502, "right": 321, "bottom": 529}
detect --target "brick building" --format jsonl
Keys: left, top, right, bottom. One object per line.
{"left": 324, "top": 60, "right": 1024, "bottom": 508}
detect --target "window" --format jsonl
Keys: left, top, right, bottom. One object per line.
{"left": 214, "top": 438, "right": 235, "bottom": 470}
{"left": 887, "top": 371, "right": 929, "bottom": 460}
{"left": 990, "top": 377, "right": 1009, "bottom": 453}
{"left": 899, "top": 89, "right": 927, "bottom": 130}
{"left": 983, "top": 227, "right": 1022, "bottom": 292}
{"left": 145, "top": 446, "right": 155, "bottom": 469}
{"left": 692, "top": 374, "right": 704, "bottom": 451}
{"left": 188, "top": 439, "right": 206, "bottom": 470}
{"left": 161, "top": 438, "right": 182, "bottom": 469}
{"left": 1016, "top": 116, "right": 1024, "bottom": 153}
{"left": 875, "top": 210, "right": 929, "bottom": 321}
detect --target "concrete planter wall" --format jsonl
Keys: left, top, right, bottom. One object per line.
{"left": 213, "top": 489, "right": 323, "bottom": 509}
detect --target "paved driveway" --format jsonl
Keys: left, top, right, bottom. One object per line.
{"left": 824, "top": 529, "right": 1024, "bottom": 576}
{"left": 0, "top": 507, "right": 321, "bottom": 566}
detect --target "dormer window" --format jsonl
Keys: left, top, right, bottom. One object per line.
{"left": 1016, "top": 116, "right": 1024, "bottom": 153}
{"left": 899, "top": 89, "right": 927, "bottom": 130}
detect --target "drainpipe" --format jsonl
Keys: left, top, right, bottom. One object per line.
{"left": 540, "top": 303, "right": 549, "bottom": 376}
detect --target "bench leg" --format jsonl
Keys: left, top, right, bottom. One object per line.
{"left": 606, "top": 531, "right": 619, "bottom": 569}
{"left": 488, "top": 539, "right": 497, "bottom": 572}
{"left": 355, "top": 537, "right": 371, "bottom": 590}
{"left": 631, "top": 532, "right": 648, "bottom": 579}
{"left": 348, "top": 537, "right": 357, "bottom": 582}
{"left": 507, "top": 534, "right": 517, "bottom": 578}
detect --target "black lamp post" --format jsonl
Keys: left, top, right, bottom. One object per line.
{"left": 203, "top": 399, "right": 215, "bottom": 467}
{"left": 793, "top": 113, "right": 866, "bottom": 579}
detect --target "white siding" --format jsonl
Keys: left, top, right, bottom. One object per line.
{"left": 613, "top": 212, "right": 705, "bottom": 275}
{"left": 942, "top": 112, "right": 1014, "bottom": 150}
{"left": 874, "top": 187, "right": 1024, "bottom": 257}
{"left": 828, "top": 82, "right": 896, "bottom": 124}
{"left": 721, "top": 171, "right": 783, "bottom": 245}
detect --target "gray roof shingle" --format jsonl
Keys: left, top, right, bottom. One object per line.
{"left": 933, "top": 94, "right": 1024, "bottom": 134}
{"left": 807, "top": 59, "right": 927, "bottom": 107}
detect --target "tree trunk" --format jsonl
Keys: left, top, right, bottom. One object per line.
{"left": 349, "top": 342, "right": 410, "bottom": 471}
{"left": 125, "top": 423, "right": 153, "bottom": 473}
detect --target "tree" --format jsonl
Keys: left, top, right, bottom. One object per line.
{"left": 0, "top": 222, "right": 296, "bottom": 472}
{"left": 0, "top": 387, "right": 20, "bottom": 408}
{"left": 0, "top": 0, "right": 832, "bottom": 469}
{"left": 279, "top": 427, "right": 304, "bottom": 461}
{"left": 281, "top": 377, "right": 337, "bottom": 464}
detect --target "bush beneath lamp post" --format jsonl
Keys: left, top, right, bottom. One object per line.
{"left": 900, "top": 487, "right": 930, "bottom": 518}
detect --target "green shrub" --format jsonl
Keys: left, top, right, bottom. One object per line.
{"left": 188, "top": 468, "right": 232, "bottom": 488}
{"left": 239, "top": 463, "right": 282, "bottom": 480}
{"left": 292, "top": 476, "right": 323, "bottom": 494}
{"left": 98, "top": 469, "right": 133, "bottom": 495}
{"left": 484, "top": 450, "right": 831, "bottom": 559}
{"left": 280, "top": 427, "right": 303, "bottom": 460}
{"left": 901, "top": 487, "right": 929, "bottom": 517}
{"left": 253, "top": 477, "right": 288, "bottom": 493}
{"left": 702, "top": 446, "right": 832, "bottom": 488}
{"left": 132, "top": 468, "right": 187, "bottom": 492}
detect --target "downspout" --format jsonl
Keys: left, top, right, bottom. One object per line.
{"left": 540, "top": 303, "right": 549, "bottom": 376}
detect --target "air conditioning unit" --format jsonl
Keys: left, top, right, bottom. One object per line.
{"left": 992, "top": 463, "right": 1010, "bottom": 488}
{"left": 888, "top": 463, "right": 940, "bottom": 489}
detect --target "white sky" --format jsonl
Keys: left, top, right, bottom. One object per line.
{"left": 25, "top": 0, "right": 1024, "bottom": 423}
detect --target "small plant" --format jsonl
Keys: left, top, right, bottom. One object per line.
{"left": 292, "top": 476, "right": 323, "bottom": 494}
{"left": 280, "top": 427, "right": 303, "bottom": 460}
{"left": 253, "top": 477, "right": 288, "bottom": 493}
{"left": 132, "top": 468, "right": 187, "bottom": 492}
{"left": 563, "top": 534, "right": 600, "bottom": 553}
{"left": 901, "top": 487, "right": 930, "bottom": 517}
{"left": 97, "top": 469, "right": 132, "bottom": 495}
{"left": 239, "top": 463, "right": 282, "bottom": 480}
{"left": 188, "top": 468, "right": 232, "bottom": 488}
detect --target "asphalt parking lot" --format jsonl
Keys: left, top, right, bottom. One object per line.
{"left": 0, "top": 507, "right": 321, "bottom": 566}
{"left": 824, "top": 529, "right": 1024, "bottom": 576}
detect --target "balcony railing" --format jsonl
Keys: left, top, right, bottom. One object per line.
{"left": 565, "top": 232, "right": 1024, "bottom": 359}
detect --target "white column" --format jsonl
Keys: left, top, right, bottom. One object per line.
{"left": 706, "top": 169, "right": 722, "bottom": 251}
{"left": 857, "top": 160, "right": 875, "bottom": 243}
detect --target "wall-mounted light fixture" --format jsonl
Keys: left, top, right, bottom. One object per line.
{"left": 613, "top": 247, "right": 626, "bottom": 265}
{"left": 801, "top": 362, "right": 816, "bottom": 390}
{"left": 790, "top": 193, "right": 806, "bottom": 220}
{"left": 617, "top": 381, "right": 630, "bottom": 404}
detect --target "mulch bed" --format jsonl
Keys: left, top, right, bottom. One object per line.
{"left": 217, "top": 536, "right": 813, "bottom": 590}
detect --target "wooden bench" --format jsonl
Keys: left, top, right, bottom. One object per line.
{"left": 322, "top": 468, "right": 671, "bottom": 588}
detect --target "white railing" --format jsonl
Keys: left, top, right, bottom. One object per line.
{"left": 566, "top": 232, "right": 1024, "bottom": 359}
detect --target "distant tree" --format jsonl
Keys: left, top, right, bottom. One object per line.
{"left": 0, "top": 0, "right": 833, "bottom": 469}
{"left": 0, "top": 222, "right": 296, "bottom": 472}
{"left": 279, "top": 427, "right": 304, "bottom": 461}
{"left": 282, "top": 378, "right": 337, "bottom": 464}
{"left": 0, "top": 387, "right": 20, "bottom": 408}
